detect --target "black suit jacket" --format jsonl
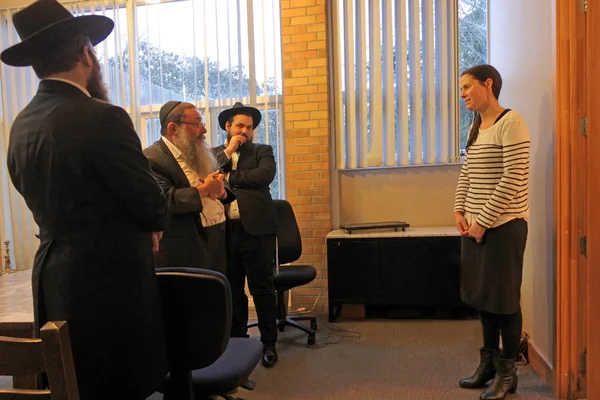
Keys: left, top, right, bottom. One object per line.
{"left": 7, "top": 80, "right": 168, "bottom": 397}
{"left": 213, "top": 142, "right": 278, "bottom": 236}
{"left": 144, "top": 139, "right": 234, "bottom": 269}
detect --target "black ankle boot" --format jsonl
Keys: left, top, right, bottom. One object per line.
{"left": 459, "top": 348, "right": 497, "bottom": 389}
{"left": 480, "top": 356, "right": 518, "bottom": 400}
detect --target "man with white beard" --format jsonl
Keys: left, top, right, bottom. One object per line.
{"left": 144, "top": 101, "right": 234, "bottom": 273}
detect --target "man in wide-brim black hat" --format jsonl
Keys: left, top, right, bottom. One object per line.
{"left": 212, "top": 102, "right": 280, "bottom": 366}
{"left": 2, "top": 1, "right": 169, "bottom": 398}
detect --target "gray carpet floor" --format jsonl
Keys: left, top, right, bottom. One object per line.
{"left": 1, "top": 317, "right": 555, "bottom": 400}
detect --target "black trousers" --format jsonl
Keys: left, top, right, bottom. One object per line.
{"left": 227, "top": 219, "right": 277, "bottom": 346}
{"left": 204, "top": 221, "right": 227, "bottom": 275}
{"left": 480, "top": 309, "right": 523, "bottom": 360}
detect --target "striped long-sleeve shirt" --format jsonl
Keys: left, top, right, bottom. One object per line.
{"left": 454, "top": 110, "right": 530, "bottom": 229}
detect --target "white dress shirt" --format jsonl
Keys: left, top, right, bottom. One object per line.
{"left": 162, "top": 137, "right": 225, "bottom": 227}
{"left": 223, "top": 149, "right": 241, "bottom": 220}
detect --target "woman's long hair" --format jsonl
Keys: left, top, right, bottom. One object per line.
{"left": 462, "top": 64, "right": 503, "bottom": 151}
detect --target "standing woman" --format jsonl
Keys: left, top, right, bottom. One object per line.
{"left": 453, "top": 64, "right": 530, "bottom": 400}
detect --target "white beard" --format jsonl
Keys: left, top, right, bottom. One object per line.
{"left": 172, "top": 127, "right": 216, "bottom": 178}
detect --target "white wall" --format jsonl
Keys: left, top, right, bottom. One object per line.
{"left": 489, "top": 0, "right": 555, "bottom": 366}
{"left": 338, "top": 165, "right": 461, "bottom": 227}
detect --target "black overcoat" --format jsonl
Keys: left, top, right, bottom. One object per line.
{"left": 7, "top": 80, "right": 169, "bottom": 399}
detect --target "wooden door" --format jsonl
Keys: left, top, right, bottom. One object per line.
{"left": 555, "top": 0, "right": 587, "bottom": 398}
{"left": 586, "top": 0, "right": 600, "bottom": 398}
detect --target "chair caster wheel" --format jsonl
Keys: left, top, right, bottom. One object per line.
{"left": 308, "top": 335, "right": 316, "bottom": 345}
{"left": 310, "top": 320, "right": 317, "bottom": 330}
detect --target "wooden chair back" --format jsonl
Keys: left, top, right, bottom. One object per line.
{"left": 0, "top": 321, "right": 79, "bottom": 399}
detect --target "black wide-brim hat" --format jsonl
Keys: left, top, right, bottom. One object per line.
{"left": 1, "top": 0, "right": 114, "bottom": 67}
{"left": 217, "top": 102, "right": 262, "bottom": 131}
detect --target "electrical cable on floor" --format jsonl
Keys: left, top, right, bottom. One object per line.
{"left": 283, "top": 245, "right": 363, "bottom": 349}
{"left": 287, "top": 244, "right": 327, "bottom": 316}
{"left": 306, "top": 314, "right": 362, "bottom": 349}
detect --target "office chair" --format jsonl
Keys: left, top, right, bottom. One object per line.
{"left": 157, "top": 267, "right": 262, "bottom": 400}
{"left": 249, "top": 199, "right": 318, "bottom": 345}
{"left": 0, "top": 321, "right": 79, "bottom": 399}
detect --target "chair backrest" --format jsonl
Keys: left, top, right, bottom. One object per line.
{"left": 156, "top": 267, "right": 231, "bottom": 372}
{"left": 273, "top": 199, "right": 302, "bottom": 265}
{"left": 0, "top": 321, "right": 79, "bottom": 400}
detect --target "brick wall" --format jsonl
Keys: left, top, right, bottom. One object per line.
{"left": 280, "top": 0, "right": 331, "bottom": 313}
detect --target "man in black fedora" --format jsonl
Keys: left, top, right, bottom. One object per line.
{"left": 144, "top": 101, "right": 233, "bottom": 273}
{"left": 213, "top": 102, "right": 280, "bottom": 366}
{"left": 1, "top": 1, "right": 169, "bottom": 398}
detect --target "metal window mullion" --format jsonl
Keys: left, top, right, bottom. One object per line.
{"left": 215, "top": 2, "right": 223, "bottom": 107}
{"left": 237, "top": 0, "right": 243, "bottom": 100}
{"left": 435, "top": 0, "right": 449, "bottom": 163}
{"left": 203, "top": 1, "right": 210, "bottom": 137}
{"left": 156, "top": 5, "right": 165, "bottom": 105}
{"left": 247, "top": 0, "right": 257, "bottom": 106}
{"left": 368, "top": 0, "right": 382, "bottom": 167}
{"left": 0, "top": 10, "right": 15, "bottom": 266}
{"left": 408, "top": 0, "right": 422, "bottom": 165}
{"left": 139, "top": 116, "right": 149, "bottom": 147}
{"left": 100, "top": 0, "right": 110, "bottom": 103}
{"left": 271, "top": 0, "right": 283, "bottom": 189}
{"left": 332, "top": 0, "right": 346, "bottom": 170}
{"left": 356, "top": 0, "right": 367, "bottom": 168}
{"left": 227, "top": 0, "right": 233, "bottom": 101}
{"left": 395, "top": 0, "right": 408, "bottom": 166}
{"left": 143, "top": 4, "right": 156, "bottom": 140}
{"left": 449, "top": 0, "right": 459, "bottom": 162}
{"left": 113, "top": 0, "right": 126, "bottom": 108}
{"left": 5, "top": 10, "right": 25, "bottom": 269}
{"left": 261, "top": 0, "right": 269, "bottom": 144}
{"left": 422, "top": 0, "right": 435, "bottom": 164}
{"left": 191, "top": 0, "right": 198, "bottom": 109}
{"left": 382, "top": 0, "right": 394, "bottom": 166}
{"left": 0, "top": 11, "right": 9, "bottom": 253}
{"left": 344, "top": 0, "right": 356, "bottom": 169}
{"left": 126, "top": 0, "right": 141, "bottom": 135}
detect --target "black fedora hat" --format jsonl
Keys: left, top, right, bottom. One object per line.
{"left": 217, "top": 102, "right": 262, "bottom": 131}
{"left": 1, "top": 0, "right": 114, "bottom": 67}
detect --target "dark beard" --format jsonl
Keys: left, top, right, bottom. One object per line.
{"left": 173, "top": 127, "right": 216, "bottom": 178}
{"left": 87, "top": 55, "right": 110, "bottom": 102}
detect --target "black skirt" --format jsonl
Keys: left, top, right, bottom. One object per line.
{"left": 460, "top": 218, "right": 528, "bottom": 315}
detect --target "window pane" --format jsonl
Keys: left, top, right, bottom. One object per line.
{"left": 458, "top": 0, "right": 488, "bottom": 151}
{"left": 126, "top": 0, "right": 281, "bottom": 105}
{"left": 254, "top": 109, "right": 283, "bottom": 200}
{"left": 146, "top": 117, "right": 162, "bottom": 145}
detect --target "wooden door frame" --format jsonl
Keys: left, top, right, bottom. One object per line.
{"left": 555, "top": 0, "right": 587, "bottom": 398}
{"left": 586, "top": 0, "right": 600, "bottom": 398}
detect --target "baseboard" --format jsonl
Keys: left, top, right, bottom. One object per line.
{"left": 527, "top": 337, "right": 555, "bottom": 391}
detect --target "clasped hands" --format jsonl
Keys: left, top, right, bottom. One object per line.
{"left": 152, "top": 171, "right": 226, "bottom": 254}
{"left": 196, "top": 170, "right": 226, "bottom": 200}
{"left": 454, "top": 212, "right": 486, "bottom": 243}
